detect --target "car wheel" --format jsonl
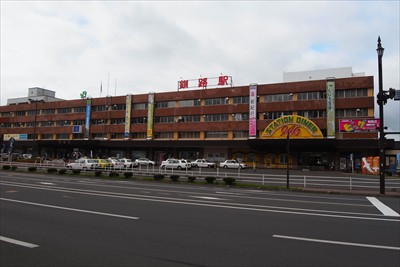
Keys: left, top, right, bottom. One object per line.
{"left": 223, "top": 165, "right": 228, "bottom": 168}
{"left": 149, "top": 163, "right": 153, "bottom": 166}
{"left": 177, "top": 166, "right": 182, "bottom": 170}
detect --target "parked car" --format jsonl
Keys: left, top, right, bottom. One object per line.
{"left": 108, "top": 158, "right": 124, "bottom": 169}
{"left": 219, "top": 160, "right": 247, "bottom": 169}
{"left": 192, "top": 159, "right": 216, "bottom": 168}
{"left": 135, "top": 158, "right": 155, "bottom": 166}
{"left": 119, "top": 158, "right": 139, "bottom": 168}
{"left": 67, "top": 158, "right": 100, "bottom": 170}
{"left": 160, "top": 159, "right": 191, "bottom": 169}
{"left": 96, "top": 159, "right": 112, "bottom": 169}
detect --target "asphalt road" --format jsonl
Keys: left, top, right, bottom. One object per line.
{"left": 1, "top": 172, "right": 399, "bottom": 267}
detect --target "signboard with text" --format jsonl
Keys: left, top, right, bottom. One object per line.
{"left": 339, "top": 119, "right": 380, "bottom": 133}
{"left": 178, "top": 75, "right": 232, "bottom": 90}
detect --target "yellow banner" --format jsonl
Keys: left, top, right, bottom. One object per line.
{"left": 261, "top": 115, "right": 323, "bottom": 139}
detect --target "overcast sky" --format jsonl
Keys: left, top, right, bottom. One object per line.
{"left": 1, "top": 1, "right": 399, "bottom": 138}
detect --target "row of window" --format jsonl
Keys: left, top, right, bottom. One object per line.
{"left": 1, "top": 109, "right": 369, "bottom": 128}
{"left": 1, "top": 89, "right": 369, "bottom": 117}
{"left": 25, "top": 131, "right": 250, "bottom": 140}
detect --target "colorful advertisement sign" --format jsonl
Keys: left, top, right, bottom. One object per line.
{"left": 339, "top": 119, "right": 380, "bottom": 133}
{"left": 124, "top": 94, "right": 132, "bottom": 139}
{"left": 361, "top": 156, "right": 379, "bottom": 175}
{"left": 147, "top": 92, "right": 155, "bottom": 140}
{"left": 326, "top": 78, "right": 335, "bottom": 138}
{"left": 84, "top": 99, "right": 91, "bottom": 140}
{"left": 261, "top": 115, "right": 323, "bottom": 139}
{"left": 3, "top": 134, "right": 27, "bottom": 141}
{"left": 248, "top": 84, "right": 257, "bottom": 139}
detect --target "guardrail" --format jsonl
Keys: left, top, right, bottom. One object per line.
{"left": 1, "top": 161, "right": 399, "bottom": 192}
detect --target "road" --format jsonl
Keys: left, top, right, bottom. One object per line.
{"left": 1, "top": 172, "right": 399, "bottom": 267}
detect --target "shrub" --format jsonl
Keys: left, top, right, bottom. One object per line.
{"left": 223, "top": 177, "right": 236, "bottom": 185}
{"left": 109, "top": 171, "right": 119, "bottom": 177}
{"left": 72, "top": 169, "right": 80, "bottom": 175}
{"left": 205, "top": 177, "right": 216, "bottom": 184}
{"left": 58, "top": 169, "right": 67, "bottom": 174}
{"left": 95, "top": 170, "right": 102, "bottom": 177}
{"left": 2, "top": 165, "right": 11, "bottom": 170}
{"left": 11, "top": 166, "right": 17, "bottom": 171}
{"left": 28, "top": 167, "right": 37, "bottom": 172}
{"left": 124, "top": 172, "right": 133, "bottom": 179}
{"left": 187, "top": 176, "right": 196, "bottom": 183}
{"left": 47, "top": 168, "right": 58, "bottom": 174}
{"left": 153, "top": 174, "right": 165, "bottom": 180}
{"left": 170, "top": 175, "right": 180, "bottom": 182}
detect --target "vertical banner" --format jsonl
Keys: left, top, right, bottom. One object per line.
{"left": 147, "top": 92, "right": 155, "bottom": 140}
{"left": 326, "top": 78, "right": 336, "bottom": 138}
{"left": 84, "top": 99, "right": 92, "bottom": 140}
{"left": 124, "top": 94, "right": 132, "bottom": 140}
{"left": 249, "top": 84, "right": 258, "bottom": 139}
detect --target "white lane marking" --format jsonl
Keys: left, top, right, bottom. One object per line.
{"left": 192, "top": 196, "right": 223, "bottom": 200}
{"left": 273, "top": 235, "right": 400, "bottom": 251}
{"left": 1, "top": 198, "right": 139, "bottom": 220}
{"left": 366, "top": 197, "right": 400, "bottom": 217}
{"left": 39, "top": 182, "right": 54, "bottom": 185}
{"left": 0, "top": 236, "right": 39, "bottom": 248}
{"left": 215, "top": 191, "right": 243, "bottom": 196}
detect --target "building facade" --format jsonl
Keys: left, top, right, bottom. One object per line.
{"left": 1, "top": 71, "right": 394, "bottom": 171}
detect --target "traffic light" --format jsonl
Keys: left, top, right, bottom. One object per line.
{"left": 388, "top": 88, "right": 395, "bottom": 99}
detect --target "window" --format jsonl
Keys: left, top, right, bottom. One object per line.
{"left": 42, "top": 109, "right": 55, "bottom": 115}
{"left": 204, "top": 114, "right": 229, "bottom": 122}
{"left": 92, "top": 133, "right": 107, "bottom": 139}
{"left": 154, "top": 132, "right": 174, "bottom": 139}
{"left": 263, "top": 111, "right": 292, "bottom": 120}
{"left": 178, "top": 132, "right": 200, "bottom": 139}
{"left": 337, "top": 108, "right": 368, "bottom": 118}
{"left": 132, "top": 117, "right": 147, "bottom": 124}
{"left": 133, "top": 103, "right": 148, "bottom": 110}
{"left": 73, "top": 120, "right": 85, "bottom": 125}
{"left": 204, "top": 98, "right": 227, "bottom": 106}
{"left": 15, "top": 111, "right": 26, "bottom": 116}
{"left": 57, "top": 134, "right": 70, "bottom": 139}
{"left": 205, "top": 131, "right": 228, "bottom": 139}
{"left": 264, "top": 94, "right": 293, "bottom": 102}
{"left": 232, "top": 113, "right": 249, "bottom": 121}
{"left": 74, "top": 107, "right": 86, "bottom": 113}
{"left": 58, "top": 108, "right": 72, "bottom": 114}
{"left": 336, "top": 89, "right": 368, "bottom": 98}
{"left": 1, "top": 112, "right": 12, "bottom": 117}
{"left": 92, "top": 119, "right": 106, "bottom": 125}
{"left": 57, "top": 120, "right": 70, "bottom": 126}
{"left": 111, "top": 133, "right": 125, "bottom": 139}
{"left": 132, "top": 132, "right": 147, "bottom": 139}
{"left": 41, "top": 121, "right": 54, "bottom": 127}
{"left": 73, "top": 133, "right": 84, "bottom": 139}
{"left": 233, "top": 96, "right": 249, "bottom": 104}
{"left": 91, "top": 106, "right": 106, "bottom": 112}
{"left": 112, "top": 104, "right": 125, "bottom": 110}
{"left": 298, "top": 110, "right": 326, "bottom": 118}
{"left": 41, "top": 134, "right": 53, "bottom": 140}
{"left": 27, "top": 110, "right": 38, "bottom": 116}
{"left": 179, "top": 99, "right": 201, "bottom": 107}
{"left": 156, "top": 101, "right": 175, "bottom": 108}
{"left": 233, "top": 131, "right": 248, "bottom": 138}
{"left": 13, "top": 123, "right": 24, "bottom": 127}
{"left": 111, "top": 118, "right": 125, "bottom": 124}
{"left": 298, "top": 92, "right": 325, "bottom": 100}
{"left": 154, "top": 116, "right": 174, "bottom": 123}
{"left": 177, "top": 115, "right": 201, "bottom": 123}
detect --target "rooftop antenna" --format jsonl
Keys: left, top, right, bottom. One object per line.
{"left": 114, "top": 79, "right": 117, "bottom": 96}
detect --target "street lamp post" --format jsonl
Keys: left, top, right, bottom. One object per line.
{"left": 286, "top": 132, "right": 290, "bottom": 189}
{"left": 377, "top": 36, "right": 385, "bottom": 194}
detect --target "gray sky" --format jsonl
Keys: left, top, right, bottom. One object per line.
{"left": 1, "top": 1, "right": 399, "bottom": 139}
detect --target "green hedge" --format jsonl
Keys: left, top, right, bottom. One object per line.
{"left": 47, "top": 168, "right": 58, "bottom": 174}
{"left": 154, "top": 174, "right": 165, "bottom": 180}
{"left": 170, "top": 175, "right": 180, "bottom": 182}
{"left": 28, "top": 167, "right": 37, "bottom": 172}
{"left": 223, "top": 177, "right": 236, "bottom": 185}
{"left": 205, "top": 177, "right": 216, "bottom": 184}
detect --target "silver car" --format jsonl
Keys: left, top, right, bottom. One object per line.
{"left": 219, "top": 160, "right": 247, "bottom": 169}
{"left": 135, "top": 158, "right": 155, "bottom": 166}
{"left": 160, "top": 159, "right": 191, "bottom": 169}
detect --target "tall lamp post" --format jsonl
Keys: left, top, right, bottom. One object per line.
{"left": 376, "top": 36, "right": 385, "bottom": 194}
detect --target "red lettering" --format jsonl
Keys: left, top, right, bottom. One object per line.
{"left": 179, "top": 80, "right": 188, "bottom": 89}
{"left": 218, "top": 75, "right": 229, "bottom": 86}
{"left": 280, "top": 125, "right": 301, "bottom": 137}
{"left": 198, "top": 78, "right": 208, "bottom": 88}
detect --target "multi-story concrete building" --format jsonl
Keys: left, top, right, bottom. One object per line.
{"left": 1, "top": 68, "right": 396, "bottom": 171}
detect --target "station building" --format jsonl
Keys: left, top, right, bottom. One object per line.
{"left": 0, "top": 67, "right": 397, "bottom": 171}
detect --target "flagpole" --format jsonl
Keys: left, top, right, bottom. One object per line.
{"left": 100, "top": 81, "right": 103, "bottom": 97}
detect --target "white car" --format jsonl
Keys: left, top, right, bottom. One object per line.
{"left": 192, "top": 159, "right": 216, "bottom": 168}
{"left": 160, "top": 159, "right": 191, "bottom": 170}
{"left": 108, "top": 158, "right": 124, "bottom": 169}
{"left": 119, "top": 158, "right": 139, "bottom": 168}
{"left": 67, "top": 158, "right": 99, "bottom": 170}
{"left": 135, "top": 158, "right": 155, "bottom": 166}
{"left": 219, "top": 160, "right": 247, "bottom": 169}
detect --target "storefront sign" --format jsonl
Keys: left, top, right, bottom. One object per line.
{"left": 248, "top": 84, "right": 257, "bottom": 139}
{"left": 124, "top": 94, "right": 132, "bottom": 139}
{"left": 261, "top": 115, "right": 323, "bottom": 139}
{"left": 178, "top": 75, "right": 232, "bottom": 90}
{"left": 147, "top": 92, "right": 155, "bottom": 140}
{"left": 339, "top": 119, "right": 380, "bottom": 133}
{"left": 3, "top": 134, "right": 27, "bottom": 141}
{"left": 326, "top": 78, "right": 335, "bottom": 138}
